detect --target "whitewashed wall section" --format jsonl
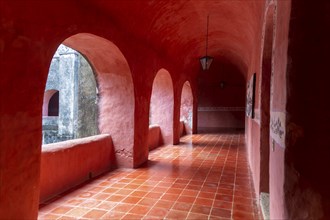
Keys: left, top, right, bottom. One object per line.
{"left": 270, "top": 111, "right": 286, "bottom": 147}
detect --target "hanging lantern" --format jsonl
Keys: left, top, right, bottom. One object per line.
{"left": 200, "top": 15, "right": 213, "bottom": 71}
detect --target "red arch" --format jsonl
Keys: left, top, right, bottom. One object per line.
{"left": 61, "top": 33, "right": 135, "bottom": 167}
{"left": 180, "top": 81, "right": 193, "bottom": 135}
{"left": 150, "top": 69, "right": 174, "bottom": 145}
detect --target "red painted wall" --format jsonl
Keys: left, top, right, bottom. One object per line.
{"left": 268, "top": 1, "right": 291, "bottom": 219}
{"left": 147, "top": 123, "right": 185, "bottom": 151}
{"left": 40, "top": 135, "right": 115, "bottom": 203}
{"left": 246, "top": 120, "right": 261, "bottom": 200}
{"left": 0, "top": 0, "right": 304, "bottom": 219}
{"left": 245, "top": 2, "right": 291, "bottom": 220}
{"left": 147, "top": 125, "right": 161, "bottom": 151}
{"left": 179, "top": 121, "right": 185, "bottom": 137}
{"left": 198, "top": 59, "right": 246, "bottom": 132}
{"left": 180, "top": 81, "right": 193, "bottom": 134}
{"left": 283, "top": 0, "right": 330, "bottom": 219}
{"left": 64, "top": 34, "right": 135, "bottom": 168}
{"left": 150, "top": 69, "right": 174, "bottom": 145}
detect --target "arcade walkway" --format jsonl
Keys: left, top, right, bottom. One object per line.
{"left": 38, "top": 133, "right": 261, "bottom": 219}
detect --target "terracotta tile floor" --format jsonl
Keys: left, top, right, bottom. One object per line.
{"left": 38, "top": 133, "right": 261, "bottom": 219}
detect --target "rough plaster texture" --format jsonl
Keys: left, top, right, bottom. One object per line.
{"left": 268, "top": 1, "right": 290, "bottom": 219}
{"left": 179, "top": 121, "right": 185, "bottom": 137}
{"left": 180, "top": 81, "right": 193, "bottom": 135}
{"left": 246, "top": 119, "right": 261, "bottom": 200}
{"left": 64, "top": 34, "right": 135, "bottom": 168}
{"left": 150, "top": 69, "right": 174, "bottom": 145}
{"left": 147, "top": 125, "right": 161, "bottom": 150}
{"left": 40, "top": 134, "right": 114, "bottom": 203}
{"left": 245, "top": 1, "right": 292, "bottom": 219}
{"left": 269, "top": 144, "right": 286, "bottom": 219}
{"left": 172, "top": 79, "right": 195, "bottom": 145}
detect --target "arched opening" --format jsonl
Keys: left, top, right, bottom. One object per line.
{"left": 42, "top": 90, "right": 59, "bottom": 116}
{"left": 259, "top": 5, "right": 275, "bottom": 218}
{"left": 48, "top": 91, "right": 59, "bottom": 116}
{"left": 39, "top": 33, "right": 135, "bottom": 203}
{"left": 149, "top": 69, "right": 174, "bottom": 146}
{"left": 180, "top": 81, "right": 193, "bottom": 136}
{"left": 42, "top": 44, "right": 98, "bottom": 144}
{"left": 61, "top": 33, "right": 135, "bottom": 167}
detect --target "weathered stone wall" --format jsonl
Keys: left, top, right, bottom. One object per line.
{"left": 76, "top": 55, "right": 99, "bottom": 138}
{"left": 45, "top": 56, "right": 60, "bottom": 91}
{"left": 42, "top": 116, "right": 71, "bottom": 144}
{"left": 42, "top": 45, "right": 98, "bottom": 144}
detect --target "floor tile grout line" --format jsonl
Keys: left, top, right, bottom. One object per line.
{"left": 38, "top": 133, "right": 261, "bottom": 220}
{"left": 209, "top": 133, "right": 226, "bottom": 217}
{"left": 182, "top": 133, "right": 214, "bottom": 220}
{"left": 146, "top": 133, "right": 205, "bottom": 220}
{"left": 230, "top": 133, "right": 238, "bottom": 219}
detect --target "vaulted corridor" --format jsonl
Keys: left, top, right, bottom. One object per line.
{"left": 38, "top": 133, "right": 260, "bottom": 219}
{"left": 2, "top": 1, "right": 330, "bottom": 219}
